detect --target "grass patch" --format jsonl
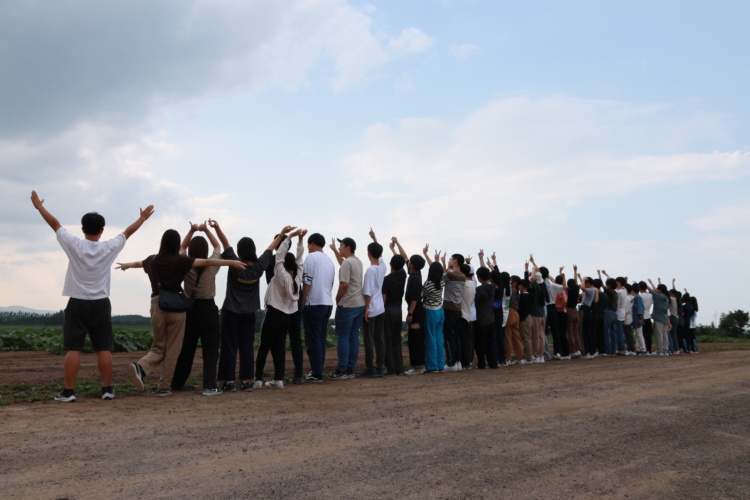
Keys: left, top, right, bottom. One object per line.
{"left": 698, "top": 345, "right": 750, "bottom": 352}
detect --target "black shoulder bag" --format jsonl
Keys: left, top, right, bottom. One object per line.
{"left": 152, "top": 260, "right": 201, "bottom": 312}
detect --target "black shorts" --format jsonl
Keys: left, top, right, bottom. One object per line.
{"left": 63, "top": 297, "right": 114, "bottom": 351}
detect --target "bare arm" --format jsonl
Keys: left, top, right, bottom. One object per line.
{"left": 208, "top": 219, "right": 230, "bottom": 252}
{"left": 423, "top": 244, "right": 433, "bottom": 266}
{"left": 369, "top": 227, "right": 377, "bottom": 243}
{"left": 193, "top": 258, "right": 246, "bottom": 269}
{"left": 301, "top": 283, "right": 311, "bottom": 308}
{"left": 30, "top": 191, "right": 62, "bottom": 232}
{"left": 201, "top": 222, "right": 221, "bottom": 254}
{"left": 268, "top": 225, "right": 295, "bottom": 251}
{"left": 122, "top": 204, "right": 155, "bottom": 239}
{"left": 336, "top": 282, "right": 349, "bottom": 304}
{"left": 180, "top": 222, "right": 199, "bottom": 256}
{"left": 392, "top": 237, "right": 408, "bottom": 260}
{"left": 478, "top": 249, "right": 486, "bottom": 269}
{"left": 116, "top": 261, "right": 143, "bottom": 271}
{"left": 330, "top": 238, "right": 344, "bottom": 265}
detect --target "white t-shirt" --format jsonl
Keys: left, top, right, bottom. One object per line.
{"left": 56, "top": 227, "right": 126, "bottom": 300}
{"left": 641, "top": 292, "right": 653, "bottom": 320}
{"left": 615, "top": 288, "right": 628, "bottom": 321}
{"left": 624, "top": 294, "right": 634, "bottom": 325}
{"left": 302, "top": 251, "right": 334, "bottom": 306}
{"left": 546, "top": 279, "right": 564, "bottom": 306}
{"left": 461, "top": 280, "right": 476, "bottom": 321}
{"left": 362, "top": 257, "right": 386, "bottom": 316}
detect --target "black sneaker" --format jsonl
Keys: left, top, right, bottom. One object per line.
{"left": 329, "top": 370, "right": 348, "bottom": 380}
{"left": 356, "top": 369, "right": 375, "bottom": 378}
{"left": 304, "top": 374, "right": 323, "bottom": 383}
{"left": 221, "top": 381, "right": 237, "bottom": 392}
{"left": 239, "top": 381, "right": 254, "bottom": 391}
{"left": 155, "top": 388, "right": 172, "bottom": 397}
{"left": 374, "top": 369, "right": 385, "bottom": 378}
{"left": 54, "top": 390, "right": 76, "bottom": 403}
{"left": 101, "top": 386, "right": 115, "bottom": 400}
{"left": 128, "top": 362, "right": 145, "bottom": 390}
{"left": 344, "top": 369, "right": 355, "bottom": 379}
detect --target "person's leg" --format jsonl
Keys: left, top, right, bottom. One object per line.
{"left": 289, "top": 299, "right": 304, "bottom": 379}
{"left": 304, "top": 305, "right": 332, "bottom": 378}
{"left": 507, "top": 309, "right": 522, "bottom": 361}
{"left": 520, "top": 316, "right": 533, "bottom": 361}
{"left": 424, "top": 310, "right": 438, "bottom": 371}
{"left": 138, "top": 297, "right": 168, "bottom": 377}
{"left": 494, "top": 309, "right": 506, "bottom": 365}
{"left": 546, "top": 304, "right": 562, "bottom": 356}
{"left": 157, "top": 311, "right": 187, "bottom": 390}
{"left": 383, "top": 309, "right": 400, "bottom": 373}
{"left": 643, "top": 319, "right": 653, "bottom": 353}
{"left": 442, "top": 309, "right": 460, "bottom": 367}
{"left": 87, "top": 297, "right": 115, "bottom": 388}
{"left": 62, "top": 351, "right": 82, "bottom": 389}
{"left": 346, "top": 306, "right": 365, "bottom": 371}
{"left": 361, "top": 314, "right": 376, "bottom": 372}
{"left": 557, "top": 310, "right": 570, "bottom": 356}
{"left": 238, "top": 312, "right": 256, "bottom": 382}
{"left": 435, "top": 309, "right": 445, "bottom": 368}
{"left": 269, "top": 309, "right": 291, "bottom": 381}
{"left": 172, "top": 308, "right": 201, "bottom": 390}
{"left": 335, "top": 306, "right": 352, "bottom": 372}
{"left": 255, "top": 308, "right": 275, "bottom": 381}
{"left": 615, "top": 320, "right": 625, "bottom": 352}
{"left": 532, "top": 317, "right": 545, "bottom": 358}
{"left": 474, "top": 322, "right": 486, "bottom": 368}
{"left": 603, "top": 310, "right": 615, "bottom": 355}
{"left": 634, "top": 326, "right": 646, "bottom": 353}
{"left": 372, "top": 313, "right": 386, "bottom": 372}
{"left": 460, "top": 318, "right": 474, "bottom": 368}
{"left": 408, "top": 324, "right": 425, "bottom": 370}
{"left": 200, "top": 301, "right": 220, "bottom": 390}
{"left": 566, "top": 309, "right": 581, "bottom": 354}
{"left": 218, "top": 309, "right": 239, "bottom": 382}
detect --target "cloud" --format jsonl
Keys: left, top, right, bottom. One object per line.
{"left": 449, "top": 43, "right": 481, "bottom": 59}
{"left": 388, "top": 28, "right": 435, "bottom": 57}
{"left": 686, "top": 202, "right": 750, "bottom": 232}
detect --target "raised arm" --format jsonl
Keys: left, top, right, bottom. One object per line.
{"left": 423, "top": 243, "right": 433, "bottom": 266}
{"left": 268, "top": 225, "right": 296, "bottom": 251}
{"left": 330, "top": 237, "right": 344, "bottom": 265}
{"left": 201, "top": 221, "right": 221, "bottom": 254}
{"left": 30, "top": 191, "right": 62, "bottom": 232}
{"left": 122, "top": 204, "right": 155, "bottom": 239}
{"left": 392, "top": 236, "right": 408, "bottom": 260}
{"left": 208, "top": 219, "right": 230, "bottom": 252}
{"left": 369, "top": 227, "right": 377, "bottom": 243}
{"left": 559, "top": 266, "right": 567, "bottom": 291}
{"left": 491, "top": 251, "right": 498, "bottom": 271}
{"left": 179, "top": 222, "right": 199, "bottom": 255}
{"left": 478, "top": 249, "right": 486, "bottom": 269}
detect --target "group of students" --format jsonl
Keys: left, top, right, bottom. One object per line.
{"left": 32, "top": 190, "right": 699, "bottom": 402}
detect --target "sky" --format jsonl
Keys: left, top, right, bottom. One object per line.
{"left": 1, "top": 0, "right": 748, "bottom": 325}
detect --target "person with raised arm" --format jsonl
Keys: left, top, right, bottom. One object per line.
{"left": 393, "top": 237, "right": 426, "bottom": 375}
{"left": 357, "top": 229, "right": 388, "bottom": 378}
{"left": 577, "top": 269, "right": 599, "bottom": 359}
{"left": 118, "top": 228, "right": 248, "bottom": 396}
{"left": 171, "top": 220, "right": 225, "bottom": 395}
{"left": 422, "top": 244, "right": 446, "bottom": 373}
{"left": 328, "top": 234, "right": 366, "bottom": 380}
{"left": 382, "top": 237, "right": 407, "bottom": 376}
{"left": 565, "top": 265, "right": 582, "bottom": 358}
{"left": 646, "top": 278, "right": 671, "bottom": 356}
{"left": 30, "top": 191, "right": 154, "bottom": 402}
{"left": 254, "top": 228, "right": 306, "bottom": 389}
{"left": 527, "top": 256, "right": 549, "bottom": 363}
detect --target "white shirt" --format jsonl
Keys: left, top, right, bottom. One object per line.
{"left": 363, "top": 257, "right": 387, "bottom": 316}
{"left": 461, "top": 280, "right": 476, "bottom": 321}
{"left": 615, "top": 288, "right": 628, "bottom": 321}
{"left": 56, "top": 227, "right": 126, "bottom": 300}
{"left": 641, "top": 292, "right": 653, "bottom": 320}
{"left": 302, "top": 251, "right": 335, "bottom": 306}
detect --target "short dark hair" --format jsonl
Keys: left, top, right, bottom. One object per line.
{"left": 338, "top": 237, "right": 356, "bottom": 253}
{"left": 188, "top": 236, "right": 208, "bottom": 259}
{"left": 616, "top": 277, "right": 626, "bottom": 286}
{"left": 460, "top": 263, "right": 472, "bottom": 277}
{"left": 451, "top": 254, "right": 465, "bottom": 267}
{"left": 308, "top": 233, "right": 325, "bottom": 248}
{"left": 367, "top": 242, "right": 383, "bottom": 259}
{"left": 657, "top": 284, "right": 669, "bottom": 295}
{"left": 409, "top": 254, "right": 425, "bottom": 271}
{"left": 81, "top": 212, "right": 105, "bottom": 235}
{"left": 390, "top": 254, "right": 405, "bottom": 271}
{"left": 594, "top": 278, "right": 603, "bottom": 288}
{"left": 605, "top": 278, "right": 616, "bottom": 289}
{"left": 638, "top": 281, "right": 648, "bottom": 291}
{"left": 476, "top": 266, "right": 490, "bottom": 282}
{"left": 624, "top": 283, "right": 632, "bottom": 293}
{"left": 519, "top": 278, "right": 530, "bottom": 290}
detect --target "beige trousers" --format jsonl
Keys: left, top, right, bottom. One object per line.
{"left": 138, "top": 296, "right": 187, "bottom": 390}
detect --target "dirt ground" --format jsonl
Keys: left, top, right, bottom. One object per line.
{"left": 1, "top": 348, "right": 749, "bottom": 499}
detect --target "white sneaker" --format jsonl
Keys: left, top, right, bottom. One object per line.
{"left": 572, "top": 351, "right": 582, "bottom": 358}
{"left": 444, "top": 363, "right": 461, "bottom": 372}
{"left": 265, "top": 380, "right": 284, "bottom": 389}
{"left": 202, "top": 388, "right": 223, "bottom": 396}
{"left": 253, "top": 380, "right": 264, "bottom": 389}
{"left": 405, "top": 368, "right": 425, "bottom": 376}
{"left": 517, "top": 359, "right": 528, "bottom": 365}
{"left": 560, "top": 356, "right": 571, "bottom": 360}
{"left": 456, "top": 361, "right": 463, "bottom": 371}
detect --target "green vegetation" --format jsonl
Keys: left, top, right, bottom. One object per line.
{"left": 0, "top": 327, "right": 153, "bottom": 354}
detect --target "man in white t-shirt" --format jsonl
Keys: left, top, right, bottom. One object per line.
{"left": 301, "top": 233, "right": 335, "bottom": 382}
{"left": 358, "top": 230, "right": 387, "bottom": 377}
{"left": 30, "top": 190, "right": 154, "bottom": 402}
{"left": 328, "top": 236, "right": 365, "bottom": 380}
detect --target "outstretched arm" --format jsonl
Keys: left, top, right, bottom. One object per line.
{"left": 423, "top": 244, "right": 433, "bottom": 266}
{"left": 330, "top": 237, "right": 344, "bottom": 265}
{"left": 116, "top": 261, "right": 143, "bottom": 271}
{"left": 123, "top": 204, "right": 155, "bottom": 239}
{"left": 30, "top": 191, "right": 62, "bottom": 232}
{"left": 369, "top": 227, "right": 377, "bottom": 243}
{"left": 478, "top": 249, "right": 486, "bottom": 269}
{"left": 200, "top": 222, "right": 221, "bottom": 254}
{"left": 268, "top": 225, "right": 296, "bottom": 251}
{"left": 392, "top": 237, "right": 408, "bottom": 260}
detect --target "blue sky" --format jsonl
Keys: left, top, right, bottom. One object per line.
{"left": 2, "top": 0, "right": 748, "bottom": 324}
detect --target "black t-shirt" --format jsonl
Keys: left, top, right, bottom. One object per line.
{"left": 382, "top": 270, "right": 407, "bottom": 311}
{"left": 566, "top": 285, "right": 580, "bottom": 309}
{"left": 404, "top": 272, "right": 424, "bottom": 323}
{"left": 143, "top": 254, "right": 196, "bottom": 297}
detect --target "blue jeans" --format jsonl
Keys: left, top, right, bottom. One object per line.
{"left": 218, "top": 309, "right": 256, "bottom": 381}
{"left": 603, "top": 310, "right": 617, "bottom": 355}
{"left": 335, "top": 305, "right": 365, "bottom": 371}
{"left": 424, "top": 308, "right": 445, "bottom": 371}
{"left": 303, "top": 305, "right": 332, "bottom": 378}
{"left": 613, "top": 319, "right": 625, "bottom": 352}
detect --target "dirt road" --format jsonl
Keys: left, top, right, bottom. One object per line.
{"left": 1, "top": 350, "right": 748, "bottom": 499}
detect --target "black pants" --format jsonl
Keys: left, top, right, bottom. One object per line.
{"left": 407, "top": 325, "right": 425, "bottom": 368}
{"left": 289, "top": 297, "right": 304, "bottom": 378}
{"left": 255, "top": 305, "right": 291, "bottom": 381}
{"left": 493, "top": 309, "right": 506, "bottom": 364}
{"left": 384, "top": 308, "right": 404, "bottom": 374}
{"left": 474, "top": 322, "right": 497, "bottom": 368}
{"left": 557, "top": 310, "right": 569, "bottom": 356}
{"left": 443, "top": 308, "right": 462, "bottom": 367}
{"left": 581, "top": 306, "right": 596, "bottom": 355}
{"left": 460, "top": 318, "right": 474, "bottom": 367}
{"left": 546, "top": 304, "right": 568, "bottom": 356}
{"left": 643, "top": 319, "right": 653, "bottom": 353}
{"left": 595, "top": 310, "right": 606, "bottom": 353}
{"left": 172, "top": 299, "right": 220, "bottom": 390}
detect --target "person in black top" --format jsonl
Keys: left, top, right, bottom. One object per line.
{"left": 382, "top": 242, "right": 407, "bottom": 375}
{"left": 392, "top": 237, "right": 426, "bottom": 375}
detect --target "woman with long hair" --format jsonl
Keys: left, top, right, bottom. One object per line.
{"left": 422, "top": 258, "right": 446, "bottom": 373}
{"left": 117, "top": 228, "right": 246, "bottom": 396}
{"left": 171, "top": 221, "right": 225, "bottom": 396}
{"left": 254, "top": 227, "right": 306, "bottom": 389}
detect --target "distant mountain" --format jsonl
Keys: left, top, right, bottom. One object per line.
{"left": 0, "top": 306, "right": 57, "bottom": 314}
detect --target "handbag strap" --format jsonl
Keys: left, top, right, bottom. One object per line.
{"left": 151, "top": 255, "right": 202, "bottom": 295}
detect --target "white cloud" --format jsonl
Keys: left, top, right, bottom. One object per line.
{"left": 388, "top": 28, "right": 435, "bottom": 57}
{"left": 687, "top": 202, "right": 750, "bottom": 232}
{"left": 449, "top": 43, "right": 481, "bottom": 59}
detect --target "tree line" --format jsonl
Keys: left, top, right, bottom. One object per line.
{"left": 0, "top": 311, "right": 151, "bottom": 327}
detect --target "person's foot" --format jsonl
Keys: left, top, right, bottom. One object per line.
{"left": 221, "top": 381, "right": 237, "bottom": 392}
{"left": 405, "top": 368, "right": 424, "bottom": 376}
{"left": 155, "top": 388, "right": 172, "bottom": 397}
{"left": 128, "top": 363, "right": 145, "bottom": 390}
{"left": 291, "top": 377, "right": 304, "bottom": 385}
{"left": 202, "top": 388, "right": 223, "bottom": 396}
{"left": 304, "top": 373, "right": 323, "bottom": 383}
{"left": 265, "top": 380, "right": 284, "bottom": 389}
{"left": 54, "top": 389, "right": 76, "bottom": 403}
{"left": 239, "top": 381, "right": 254, "bottom": 391}
{"left": 329, "top": 370, "right": 349, "bottom": 380}
{"left": 253, "top": 380, "right": 264, "bottom": 389}
{"left": 356, "top": 369, "right": 375, "bottom": 378}
{"left": 374, "top": 369, "right": 385, "bottom": 378}
{"left": 101, "top": 386, "right": 115, "bottom": 400}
